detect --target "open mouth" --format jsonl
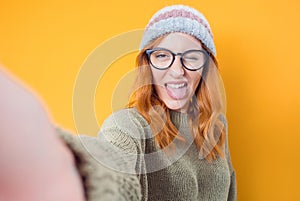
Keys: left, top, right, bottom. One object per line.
{"left": 165, "top": 82, "right": 188, "bottom": 100}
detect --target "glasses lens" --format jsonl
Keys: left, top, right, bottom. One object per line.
{"left": 182, "top": 50, "right": 207, "bottom": 70}
{"left": 150, "top": 50, "right": 173, "bottom": 69}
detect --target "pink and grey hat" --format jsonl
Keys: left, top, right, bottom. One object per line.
{"left": 140, "top": 4, "right": 216, "bottom": 56}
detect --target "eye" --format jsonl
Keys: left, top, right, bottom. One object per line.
{"left": 153, "top": 51, "right": 170, "bottom": 58}
{"left": 152, "top": 50, "right": 171, "bottom": 61}
{"left": 184, "top": 55, "right": 201, "bottom": 62}
{"left": 184, "top": 56, "right": 200, "bottom": 61}
{"left": 155, "top": 53, "right": 168, "bottom": 58}
{"left": 183, "top": 51, "right": 204, "bottom": 62}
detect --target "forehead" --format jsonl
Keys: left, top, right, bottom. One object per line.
{"left": 155, "top": 32, "right": 203, "bottom": 51}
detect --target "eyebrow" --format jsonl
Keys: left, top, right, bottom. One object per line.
{"left": 154, "top": 47, "right": 204, "bottom": 52}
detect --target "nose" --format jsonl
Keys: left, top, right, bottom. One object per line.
{"left": 169, "top": 56, "right": 185, "bottom": 77}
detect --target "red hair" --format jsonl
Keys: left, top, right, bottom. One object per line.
{"left": 128, "top": 35, "right": 226, "bottom": 161}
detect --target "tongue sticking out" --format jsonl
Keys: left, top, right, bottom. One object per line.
{"left": 166, "top": 85, "right": 187, "bottom": 100}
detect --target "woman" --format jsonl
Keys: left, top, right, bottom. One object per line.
{"left": 0, "top": 4, "right": 236, "bottom": 201}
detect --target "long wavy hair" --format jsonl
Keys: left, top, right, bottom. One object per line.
{"left": 128, "top": 35, "right": 226, "bottom": 162}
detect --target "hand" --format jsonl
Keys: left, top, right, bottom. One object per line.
{"left": 0, "top": 65, "right": 85, "bottom": 201}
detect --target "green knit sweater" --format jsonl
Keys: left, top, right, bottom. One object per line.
{"left": 58, "top": 108, "right": 237, "bottom": 201}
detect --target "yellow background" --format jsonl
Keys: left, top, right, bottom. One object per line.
{"left": 1, "top": 0, "right": 300, "bottom": 200}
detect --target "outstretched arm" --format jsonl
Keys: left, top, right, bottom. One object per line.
{"left": 0, "top": 65, "right": 85, "bottom": 201}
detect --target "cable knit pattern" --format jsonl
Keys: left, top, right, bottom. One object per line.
{"left": 57, "top": 127, "right": 142, "bottom": 201}
{"left": 56, "top": 108, "right": 237, "bottom": 200}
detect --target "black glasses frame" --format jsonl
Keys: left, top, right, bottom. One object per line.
{"left": 145, "top": 47, "right": 209, "bottom": 71}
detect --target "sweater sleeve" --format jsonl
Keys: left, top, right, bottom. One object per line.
{"left": 99, "top": 109, "right": 149, "bottom": 201}
{"left": 228, "top": 170, "right": 237, "bottom": 201}
{"left": 223, "top": 118, "right": 237, "bottom": 201}
{"left": 56, "top": 127, "right": 142, "bottom": 201}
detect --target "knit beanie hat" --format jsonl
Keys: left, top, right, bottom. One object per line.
{"left": 140, "top": 4, "right": 216, "bottom": 56}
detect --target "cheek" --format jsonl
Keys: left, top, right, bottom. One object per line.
{"left": 189, "top": 72, "right": 202, "bottom": 92}
{"left": 150, "top": 69, "right": 166, "bottom": 97}
{"left": 151, "top": 68, "right": 164, "bottom": 85}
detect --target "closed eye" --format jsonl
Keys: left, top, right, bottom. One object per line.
{"left": 184, "top": 57, "right": 200, "bottom": 62}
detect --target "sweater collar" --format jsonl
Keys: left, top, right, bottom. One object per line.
{"left": 169, "top": 110, "right": 189, "bottom": 129}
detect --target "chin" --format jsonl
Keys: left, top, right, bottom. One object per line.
{"left": 164, "top": 99, "right": 189, "bottom": 113}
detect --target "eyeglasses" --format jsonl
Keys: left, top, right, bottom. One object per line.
{"left": 145, "top": 48, "right": 209, "bottom": 71}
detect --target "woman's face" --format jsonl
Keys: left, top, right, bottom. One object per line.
{"left": 150, "top": 33, "right": 204, "bottom": 112}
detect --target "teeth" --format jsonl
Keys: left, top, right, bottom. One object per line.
{"left": 166, "top": 83, "right": 185, "bottom": 89}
